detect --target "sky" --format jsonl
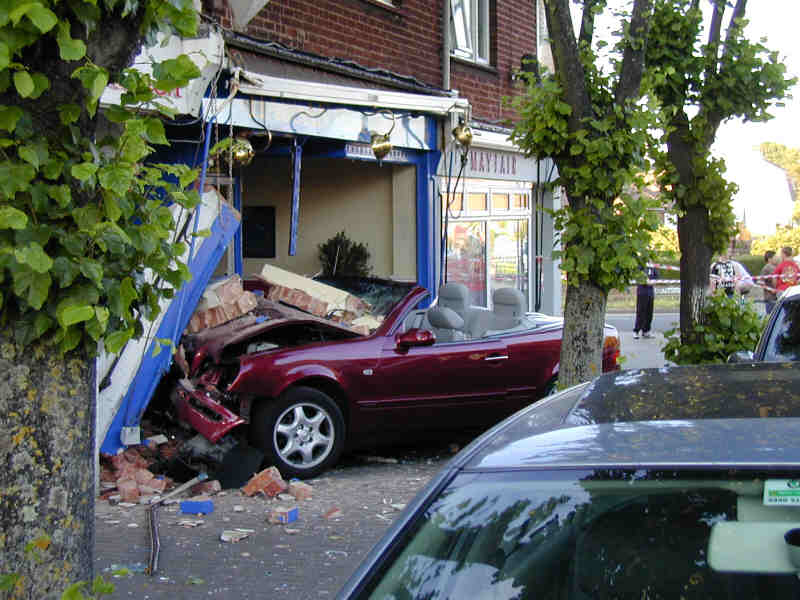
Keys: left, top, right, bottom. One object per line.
{"left": 712, "top": 3, "right": 800, "bottom": 236}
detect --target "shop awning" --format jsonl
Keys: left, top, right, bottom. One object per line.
{"left": 236, "top": 69, "right": 470, "bottom": 117}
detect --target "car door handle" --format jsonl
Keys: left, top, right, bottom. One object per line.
{"left": 484, "top": 354, "right": 509, "bottom": 361}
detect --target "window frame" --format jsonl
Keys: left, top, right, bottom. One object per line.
{"left": 450, "top": 0, "right": 490, "bottom": 65}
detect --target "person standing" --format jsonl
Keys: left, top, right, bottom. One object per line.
{"left": 633, "top": 265, "right": 658, "bottom": 339}
{"left": 760, "top": 250, "right": 779, "bottom": 314}
{"left": 773, "top": 246, "right": 800, "bottom": 294}
{"left": 710, "top": 253, "right": 737, "bottom": 297}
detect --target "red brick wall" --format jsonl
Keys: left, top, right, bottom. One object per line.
{"left": 207, "top": 0, "right": 536, "bottom": 125}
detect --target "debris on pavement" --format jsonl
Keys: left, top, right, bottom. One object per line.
{"left": 242, "top": 466, "right": 287, "bottom": 497}
{"left": 179, "top": 499, "right": 214, "bottom": 515}
{"left": 323, "top": 507, "right": 342, "bottom": 520}
{"left": 287, "top": 480, "right": 313, "bottom": 501}
{"left": 267, "top": 506, "right": 298, "bottom": 524}
{"left": 220, "top": 528, "right": 254, "bottom": 543}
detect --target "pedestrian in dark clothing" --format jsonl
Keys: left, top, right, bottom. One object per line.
{"left": 634, "top": 266, "right": 658, "bottom": 339}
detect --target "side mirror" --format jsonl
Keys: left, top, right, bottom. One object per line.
{"left": 727, "top": 350, "right": 755, "bottom": 363}
{"left": 396, "top": 328, "right": 435, "bottom": 350}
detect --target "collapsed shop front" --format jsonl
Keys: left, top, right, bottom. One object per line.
{"left": 203, "top": 65, "right": 470, "bottom": 296}
{"left": 437, "top": 127, "right": 561, "bottom": 315}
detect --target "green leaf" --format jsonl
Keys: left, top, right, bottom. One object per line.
{"left": 12, "top": 268, "right": 51, "bottom": 309}
{"left": 0, "top": 206, "right": 28, "bottom": 229}
{"left": 79, "top": 259, "right": 103, "bottom": 287}
{"left": 58, "top": 304, "right": 95, "bottom": 328}
{"left": 27, "top": 72, "right": 49, "bottom": 99}
{"left": 0, "top": 42, "right": 9, "bottom": 70}
{"left": 15, "top": 242, "right": 53, "bottom": 273}
{"left": 11, "top": 3, "right": 57, "bottom": 33}
{"left": 0, "top": 105, "right": 23, "bottom": 132}
{"left": 52, "top": 256, "right": 80, "bottom": 288}
{"left": 56, "top": 21, "right": 87, "bottom": 60}
{"left": 0, "top": 573, "right": 21, "bottom": 591}
{"left": 58, "top": 325, "right": 82, "bottom": 353}
{"left": 104, "top": 328, "right": 133, "bottom": 354}
{"left": 71, "top": 162, "right": 98, "bottom": 182}
{"left": 0, "top": 162, "right": 36, "bottom": 197}
{"left": 58, "top": 103, "right": 81, "bottom": 125}
{"left": 103, "top": 193, "right": 121, "bottom": 222}
{"left": 48, "top": 184, "right": 71, "bottom": 207}
{"left": 98, "top": 163, "right": 133, "bottom": 196}
{"left": 143, "top": 117, "right": 168, "bottom": 145}
{"left": 13, "top": 70, "right": 34, "bottom": 98}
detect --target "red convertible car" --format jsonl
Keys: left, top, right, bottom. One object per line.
{"left": 169, "top": 278, "right": 621, "bottom": 478}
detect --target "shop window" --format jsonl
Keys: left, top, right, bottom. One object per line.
{"left": 512, "top": 193, "right": 528, "bottom": 210}
{"left": 492, "top": 193, "right": 510, "bottom": 211}
{"left": 450, "top": 0, "right": 490, "bottom": 65}
{"left": 442, "top": 192, "right": 464, "bottom": 214}
{"left": 467, "top": 192, "right": 488, "bottom": 212}
{"left": 243, "top": 206, "right": 276, "bottom": 259}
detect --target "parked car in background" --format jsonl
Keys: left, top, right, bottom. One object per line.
{"left": 337, "top": 362, "right": 800, "bottom": 599}
{"left": 729, "top": 284, "right": 800, "bottom": 363}
{"left": 167, "top": 278, "right": 620, "bottom": 478}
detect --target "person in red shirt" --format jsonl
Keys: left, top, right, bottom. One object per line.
{"left": 772, "top": 246, "right": 800, "bottom": 293}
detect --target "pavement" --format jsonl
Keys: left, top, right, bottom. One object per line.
{"left": 94, "top": 316, "right": 671, "bottom": 599}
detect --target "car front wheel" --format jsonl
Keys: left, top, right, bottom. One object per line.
{"left": 250, "top": 386, "right": 345, "bottom": 479}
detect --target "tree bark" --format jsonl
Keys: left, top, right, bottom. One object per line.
{"left": 0, "top": 334, "right": 95, "bottom": 598}
{"left": 560, "top": 276, "right": 608, "bottom": 387}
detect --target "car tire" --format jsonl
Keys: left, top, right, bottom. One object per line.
{"left": 542, "top": 377, "right": 558, "bottom": 397}
{"left": 250, "top": 386, "right": 345, "bottom": 479}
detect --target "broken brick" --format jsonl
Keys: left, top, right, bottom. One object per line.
{"left": 191, "top": 480, "right": 222, "bottom": 496}
{"left": 288, "top": 481, "right": 313, "bottom": 501}
{"left": 114, "top": 462, "right": 139, "bottom": 483}
{"left": 117, "top": 479, "right": 140, "bottom": 503}
{"left": 242, "top": 466, "right": 287, "bottom": 498}
{"left": 135, "top": 468, "right": 155, "bottom": 485}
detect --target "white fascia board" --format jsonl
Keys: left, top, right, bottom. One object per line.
{"left": 238, "top": 70, "right": 470, "bottom": 116}
{"left": 469, "top": 127, "right": 519, "bottom": 152}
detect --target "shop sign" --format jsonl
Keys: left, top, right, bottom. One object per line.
{"left": 345, "top": 142, "right": 414, "bottom": 164}
{"left": 449, "top": 148, "right": 546, "bottom": 181}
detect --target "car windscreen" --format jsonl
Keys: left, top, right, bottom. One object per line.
{"left": 313, "top": 276, "right": 416, "bottom": 321}
{"left": 355, "top": 468, "right": 800, "bottom": 599}
{"left": 764, "top": 298, "right": 800, "bottom": 361}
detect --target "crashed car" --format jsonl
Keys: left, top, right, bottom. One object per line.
{"left": 167, "top": 276, "right": 621, "bottom": 479}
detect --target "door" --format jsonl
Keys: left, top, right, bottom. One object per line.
{"left": 360, "top": 335, "right": 512, "bottom": 434}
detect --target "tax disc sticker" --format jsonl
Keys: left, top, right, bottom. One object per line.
{"left": 764, "top": 479, "right": 800, "bottom": 506}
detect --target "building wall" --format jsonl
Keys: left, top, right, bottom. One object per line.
{"left": 206, "top": 0, "right": 537, "bottom": 125}
{"left": 241, "top": 155, "right": 416, "bottom": 279}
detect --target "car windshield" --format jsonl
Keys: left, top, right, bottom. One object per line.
{"left": 358, "top": 468, "right": 800, "bottom": 599}
{"left": 313, "top": 276, "right": 417, "bottom": 323}
{"left": 764, "top": 299, "right": 800, "bottom": 361}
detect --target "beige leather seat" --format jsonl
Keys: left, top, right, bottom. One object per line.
{"left": 491, "top": 287, "right": 526, "bottom": 331}
{"left": 426, "top": 306, "right": 465, "bottom": 342}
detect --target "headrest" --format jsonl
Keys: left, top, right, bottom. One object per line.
{"left": 427, "top": 306, "right": 464, "bottom": 330}
{"left": 438, "top": 282, "right": 470, "bottom": 316}
{"left": 492, "top": 287, "right": 525, "bottom": 317}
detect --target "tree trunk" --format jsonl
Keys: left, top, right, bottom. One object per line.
{"left": 678, "top": 205, "right": 713, "bottom": 343}
{"left": 560, "top": 276, "right": 608, "bottom": 387}
{"left": 0, "top": 334, "right": 95, "bottom": 599}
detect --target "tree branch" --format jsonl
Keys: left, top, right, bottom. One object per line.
{"left": 579, "top": 0, "right": 604, "bottom": 48}
{"left": 615, "top": 0, "right": 653, "bottom": 105}
{"left": 544, "top": 0, "right": 592, "bottom": 128}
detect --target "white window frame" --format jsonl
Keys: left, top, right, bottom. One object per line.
{"left": 450, "top": 0, "right": 490, "bottom": 65}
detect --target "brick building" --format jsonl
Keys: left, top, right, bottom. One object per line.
{"left": 159, "top": 0, "right": 560, "bottom": 312}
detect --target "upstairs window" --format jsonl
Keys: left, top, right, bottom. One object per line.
{"left": 450, "top": 0, "right": 490, "bottom": 65}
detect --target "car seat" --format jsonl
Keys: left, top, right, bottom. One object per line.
{"left": 426, "top": 306, "right": 466, "bottom": 342}
{"left": 491, "top": 287, "right": 526, "bottom": 331}
{"left": 438, "top": 282, "right": 471, "bottom": 321}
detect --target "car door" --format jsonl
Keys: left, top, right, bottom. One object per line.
{"left": 357, "top": 334, "right": 512, "bottom": 435}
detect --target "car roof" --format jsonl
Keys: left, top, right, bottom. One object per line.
{"left": 463, "top": 362, "right": 800, "bottom": 470}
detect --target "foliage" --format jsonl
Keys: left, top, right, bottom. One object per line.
{"left": 760, "top": 142, "right": 800, "bottom": 199}
{"left": 0, "top": 0, "right": 202, "bottom": 355}
{"left": 650, "top": 225, "right": 680, "bottom": 261}
{"left": 510, "top": 42, "right": 660, "bottom": 294}
{"left": 662, "top": 292, "right": 764, "bottom": 365}
{"left": 751, "top": 227, "right": 800, "bottom": 258}
{"left": 317, "top": 231, "right": 371, "bottom": 278}
{"left": 733, "top": 254, "right": 763, "bottom": 278}
{"left": 645, "top": 0, "right": 794, "bottom": 254}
